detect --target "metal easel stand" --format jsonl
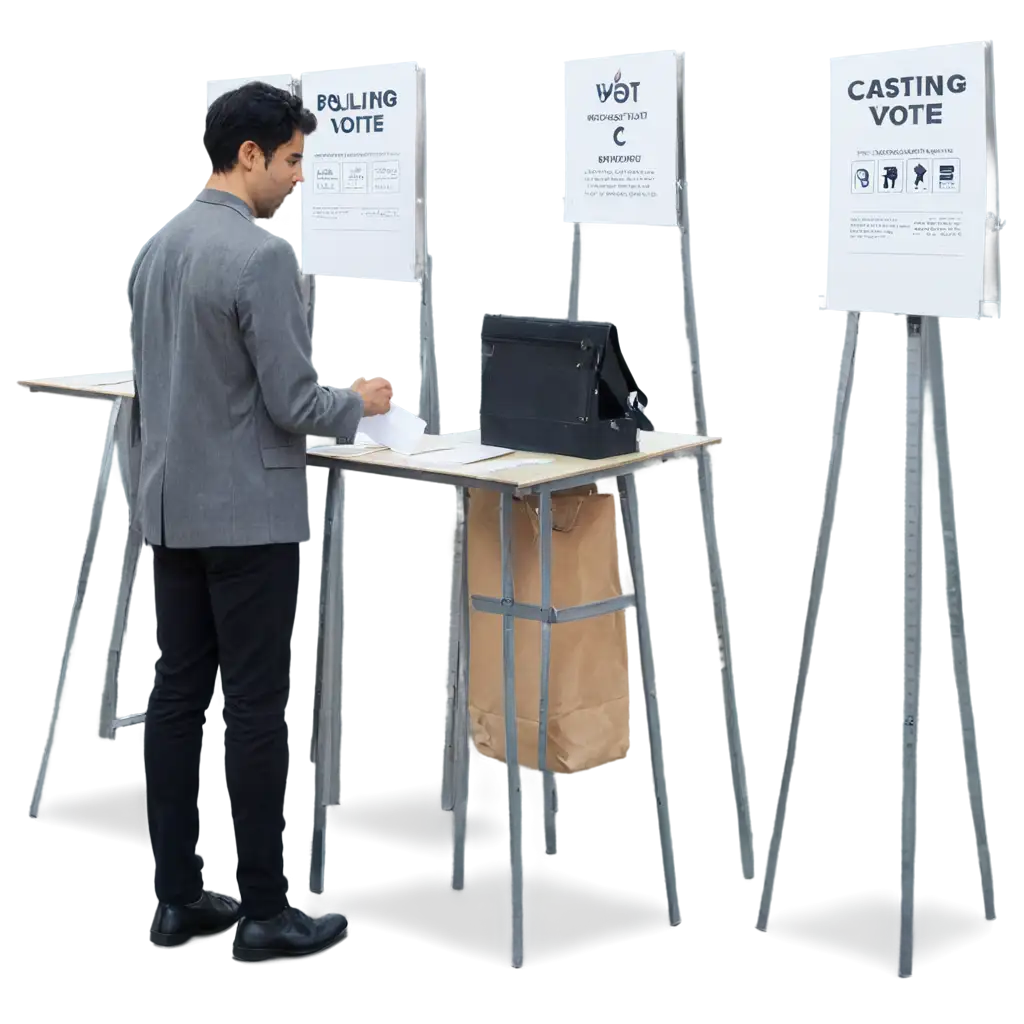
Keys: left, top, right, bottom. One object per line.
{"left": 29, "top": 397, "right": 136, "bottom": 815}
{"left": 756, "top": 312, "right": 996, "bottom": 978}
{"left": 416, "top": 65, "right": 440, "bottom": 438}
{"left": 451, "top": 480, "right": 679, "bottom": 967}
{"left": 419, "top": 254, "right": 440, "bottom": 436}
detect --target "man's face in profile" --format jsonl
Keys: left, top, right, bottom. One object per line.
{"left": 249, "top": 129, "right": 306, "bottom": 219}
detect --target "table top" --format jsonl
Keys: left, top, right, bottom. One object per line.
{"left": 18, "top": 374, "right": 718, "bottom": 494}
{"left": 18, "top": 370, "right": 135, "bottom": 397}
{"left": 307, "top": 430, "right": 716, "bottom": 493}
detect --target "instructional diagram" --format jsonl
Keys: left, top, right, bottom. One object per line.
{"left": 313, "top": 157, "right": 402, "bottom": 199}
{"left": 851, "top": 157, "right": 961, "bottom": 194}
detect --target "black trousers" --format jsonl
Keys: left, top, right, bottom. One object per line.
{"left": 145, "top": 542, "right": 299, "bottom": 920}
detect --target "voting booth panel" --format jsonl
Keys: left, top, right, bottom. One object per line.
{"left": 467, "top": 486, "right": 630, "bottom": 773}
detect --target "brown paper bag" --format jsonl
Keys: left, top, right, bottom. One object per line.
{"left": 467, "top": 486, "right": 629, "bottom": 773}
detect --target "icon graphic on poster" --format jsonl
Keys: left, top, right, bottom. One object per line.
{"left": 343, "top": 162, "right": 368, "bottom": 193}
{"left": 906, "top": 160, "right": 930, "bottom": 193}
{"left": 878, "top": 161, "right": 903, "bottom": 193}
{"left": 934, "top": 157, "right": 961, "bottom": 192}
{"left": 850, "top": 161, "right": 874, "bottom": 193}
{"left": 314, "top": 162, "right": 341, "bottom": 193}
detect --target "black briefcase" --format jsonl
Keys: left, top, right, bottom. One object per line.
{"left": 480, "top": 314, "right": 653, "bottom": 460}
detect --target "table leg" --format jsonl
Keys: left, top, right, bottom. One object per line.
{"left": 537, "top": 491, "right": 556, "bottom": 855}
{"left": 442, "top": 488, "right": 467, "bottom": 811}
{"left": 452, "top": 488, "right": 471, "bottom": 889}
{"left": 310, "top": 468, "right": 345, "bottom": 894}
{"left": 617, "top": 473, "right": 680, "bottom": 926}
{"left": 29, "top": 393, "right": 125, "bottom": 815}
{"left": 99, "top": 526, "right": 143, "bottom": 738}
{"left": 500, "top": 493, "right": 525, "bottom": 967}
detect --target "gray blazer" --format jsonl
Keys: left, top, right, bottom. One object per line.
{"left": 128, "top": 189, "right": 363, "bottom": 548}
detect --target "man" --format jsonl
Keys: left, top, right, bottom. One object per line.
{"left": 128, "top": 81, "right": 392, "bottom": 961}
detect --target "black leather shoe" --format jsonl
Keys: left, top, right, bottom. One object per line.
{"left": 150, "top": 890, "right": 242, "bottom": 947}
{"left": 233, "top": 906, "right": 348, "bottom": 962}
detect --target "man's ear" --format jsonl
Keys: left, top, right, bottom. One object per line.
{"left": 238, "top": 140, "right": 260, "bottom": 171}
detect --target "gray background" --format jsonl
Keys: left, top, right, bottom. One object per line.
{"left": 2, "top": 6, "right": 1024, "bottom": 1015}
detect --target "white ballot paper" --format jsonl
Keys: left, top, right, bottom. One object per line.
{"left": 407, "top": 444, "right": 512, "bottom": 467}
{"left": 357, "top": 404, "right": 427, "bottom": 455}
{"left": 60, "top": 366, "right": 134, "bottom": 385}
{"left": 474, "top": 457, "right": 555, "bottom": 472}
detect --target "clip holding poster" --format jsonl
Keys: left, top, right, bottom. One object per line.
{"left": 299, "top": 62, "right": 425, "bottom": 282}
{"left": 825, "top": 41, "right": 1000, "bottom": 319}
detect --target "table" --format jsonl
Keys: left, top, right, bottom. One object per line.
{"left": 18, "top": 373, "right": 143, "bottom": 817}
{"left": 19, "top": 373, "right": 726, "bottom": 969}
{"left": 305, "top": 429, "right": 721, "bottom": 967}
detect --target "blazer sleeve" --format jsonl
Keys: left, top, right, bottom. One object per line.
{"left": 236, "top": 236, "right": 364, "bottom": 440}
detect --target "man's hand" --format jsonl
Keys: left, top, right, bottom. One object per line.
{"left": 351, "top": 377, "right": 393, "bottom": 416}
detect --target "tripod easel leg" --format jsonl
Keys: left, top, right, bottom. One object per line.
{"left": 679, "top": 187, "right": 754, "bottom": 879}
{"left": 900, "top": 316, "right": 926, "bottom": 978}
{"left": 413, "top": 292, "right": 438, "bottom": 432}
{"left": 617, "top": 474, "right": 680, "bottom": 926}
{"left": 757, "top": 312, "right": 860, "bottom": 930}
{"left": 924, "top": 317, "right": 996, "bottom": 922}
{"left": 567, "top": 223, "right": 581, "bottom": 322}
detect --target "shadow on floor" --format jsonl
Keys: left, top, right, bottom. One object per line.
{"left": 336, "top": 791, "right": 499, "bottom": 846}
{"left": 35, "top": 786, "right": 499, "bottom": 850}
{"left": 338, "top": 870, "right": 668, "bottom": 964}
{"left": 774, "top": 888, "right": 991, "bottom": 966}
{"left": 35, "top": 784, "right": 672, "bottom": 965}
{"left": 39, "top": 785, "right": 149, "bottom": 844}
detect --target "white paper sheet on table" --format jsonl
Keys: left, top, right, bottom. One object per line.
{"left": 406, "top": 444, "right": 513, "bottom": 467}
{"left": 59, "top": 366, "right": 135, "bottom": 385}
{"left": 473, "top": 457, "right": 554, "bottom": 473}
{"left": 308, "top": 442, "right": 385, "bottom": 458}
{"left": 357, "top": 404, "right": 427, "bottom": 455}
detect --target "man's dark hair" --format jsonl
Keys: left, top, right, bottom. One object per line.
{"left": 204, "top": 82, "right": 317, "bottom": 173}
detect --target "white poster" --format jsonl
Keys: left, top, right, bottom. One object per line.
{"left": 826, "top": 42, "right": 999, "bottom": 319}
{"left": 300, "top": 63, "right": 424, "bottom": 282}
{"left": 564, "top": 51, "right": 680, "bottom": 227}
